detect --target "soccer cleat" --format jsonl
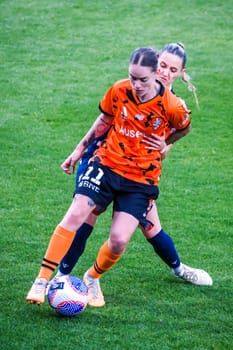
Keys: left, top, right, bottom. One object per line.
{"left": 26, "top": 278, "right": 48, "bottom": 305}
{"left": 172, "top": 263, "right": 213, "bottom": 286}
{"left": 46, "top": 272, "right": 67, "bottom": 295}
{"left": 83, "top": 271, "right": 105, "bottom": 307}
{"left": 47, "top": 271, "right": 66, "bottom": 287}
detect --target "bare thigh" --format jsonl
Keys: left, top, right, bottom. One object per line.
{"left": 140, "top": 202, "right": 162, "bottom": 239}
{"left": 108, "top": 211, "right": 139, "bottom": 254}
{"left": 85, "top": 212, "right": 98, "bottom": 226}
{"left": 59, "top": 194, "right": 96, "bottom": 232}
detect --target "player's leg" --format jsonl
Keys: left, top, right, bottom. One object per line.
{"left": 84, "top": 211, "right": 139, "bottom": 307}
{"left": 56, "top": 213, "right": 97, "bottom": 276}
{"left": 26, "top": 194, "right": 96, "bottom": 305}
{"left": 57, "top": 205, "right": 107, "bottom": 276}
{"left": 56, "top": 153, "right": 104, "bottom": 276}
{"left": 142, "top": 202, "right": 213, "bottom": 286}
{"left": 26, "top": 161, "right": 115, "bottom": 305}
{"left": 83, "top": 184, "right": 158, "bottom": 307}
{"left": 143, "top": 202, "right": 181, "bottom": 269}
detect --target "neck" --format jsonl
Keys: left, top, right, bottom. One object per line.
{"left": 138, "top": 82, "right": 161, "bottom": 102}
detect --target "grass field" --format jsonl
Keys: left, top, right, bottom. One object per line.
{"left": 1, "top": 0, "right": 233, "bottom": 349}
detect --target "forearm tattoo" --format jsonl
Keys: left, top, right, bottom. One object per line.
{"left": 96, "top": 117, "right": 111, "bottom": 136}
{"left": 83, "top": 117, "right": 111, "bottom": 148}
{"left": 83, "top": 132, "right": 95, "bottom": 148}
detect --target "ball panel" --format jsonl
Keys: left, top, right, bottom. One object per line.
{"left": 47, "top": 275, "right": 88, "bottom": 316}
{"left": 56, "top": 300, "right": 86, "bottom": 316}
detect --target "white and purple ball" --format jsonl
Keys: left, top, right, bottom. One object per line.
{"left": 47, "top": 275, "right": 88, "bottom": 316}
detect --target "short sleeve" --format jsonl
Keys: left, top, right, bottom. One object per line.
{"left": 168, "top": 96, "right": 191, "bottom": 130}
{"left": 99, "top": 85, "right": 116, "bottom": 117}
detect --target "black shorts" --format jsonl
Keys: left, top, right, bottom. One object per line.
{"left": 75, "top": 161, "right": 159, "bottom": 224}
{"left": 75, "top": 155, "right": 105, "bottom": 215}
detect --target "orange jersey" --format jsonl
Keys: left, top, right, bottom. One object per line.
{"left": 94, "top": 79, "right": 191, "bottom": 186}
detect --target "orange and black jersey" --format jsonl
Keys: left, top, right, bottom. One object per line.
{"left": 93, "top": 79, "right": 191, "bottom": 186}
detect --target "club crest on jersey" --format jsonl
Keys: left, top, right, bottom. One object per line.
{"left": 135, "top": 114, "right": 145, "bottom": 121}
{"left": 153, "top": 118, "right": 161, "bottom": 129}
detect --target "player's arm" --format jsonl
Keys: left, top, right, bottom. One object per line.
{"left": 161, "top": 124, "right": 191, "bottom": 160}
{"left": 163, "top": 94, "right": 191, "bottom": 150}
{"left": 79, "top": 113, "right": 112, "bottom": 150}
{"left": 161, "top": 143, "right": 173, "bottom": 160}
{"left": 61, "top": 113, "right": 113, "bottom": 174}
{"left": 165, "top": 123, "right": 191, "bottom": 145}
{"left": 142, "top": 112, "right": 191, "bottom": 160}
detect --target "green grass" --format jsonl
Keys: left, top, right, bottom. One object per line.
{"left": 1, "top": 0, "right": 233, "bottom": 349}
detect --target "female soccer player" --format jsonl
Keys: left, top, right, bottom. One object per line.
{"left": 54, "top": 43, "right": 211, "bottom": 308}
{"left": 26, "top": 46, "right": 201, "bottom": 306}
{"left": 78, "top": 44, "right": 211, "bottom": 307}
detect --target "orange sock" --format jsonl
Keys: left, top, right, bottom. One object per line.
{"left": 89, "top": 240, "right": 123, "bottom": 278}
{"left": 38, "top": 225, "right": 75, "bottom": 281}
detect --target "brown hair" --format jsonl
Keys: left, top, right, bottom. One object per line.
{"left": 129, "top": 47, "right": 158, "bottom": 72}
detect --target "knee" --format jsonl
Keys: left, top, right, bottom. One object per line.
{"left": 108, "top": 235, "right": 128, "bottom": 254}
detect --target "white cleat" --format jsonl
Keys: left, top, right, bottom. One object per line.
{"left": 26, "top": 278, "right": 48, "bottom": 305}
{"left": 83, "top": 271, "right": 105, "bottom": 307}
{"left": 172, "top": 263, "right": 213, "bottom": 286}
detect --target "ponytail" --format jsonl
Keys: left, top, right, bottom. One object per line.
{"left": 182, "top": 72, "right": 200, "bottom": 109}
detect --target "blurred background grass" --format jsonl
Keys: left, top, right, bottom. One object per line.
{"left": 1, "top": 1, "right": 232, "bottom": 349}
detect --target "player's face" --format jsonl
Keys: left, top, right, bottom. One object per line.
{"left": 129, "top": 64, "right": 157, "bottom": 102}
{"left": 157, "top": 52, "right": 185, "bottom": 87}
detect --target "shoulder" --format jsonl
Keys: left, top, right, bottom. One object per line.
{"left": 103, "top": 78, "right": 130, "bottom": 95}
{"left": 163, "top": 86, "right": 190, "bottom": 112}
{"left": 111, "top": 78, "right": 131, "bottom": 92}
{"left": 170, "top": 87, "right": 189, "bottom": 110}
{"left": 103, "top": 79, "right": 131, "bottom": 101}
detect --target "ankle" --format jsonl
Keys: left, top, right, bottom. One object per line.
{"left": 54, "top": 270, "right": 66, "bottom": 278}
{"left": 172, "top": 263, "right": 185, "bottom": 276}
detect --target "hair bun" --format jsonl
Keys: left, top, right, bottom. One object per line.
{"left": 177, "top": 42, "right": 185, "bottom": 49}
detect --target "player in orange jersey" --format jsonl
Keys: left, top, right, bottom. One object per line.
{"left": 26, "top": 47, "right": 209, "bottom": 307}
{"left": 80, "top": 46, "right": 210, "bottom": 306}
{"left": 55, "top": 43, "right": 211, "bottom": 308}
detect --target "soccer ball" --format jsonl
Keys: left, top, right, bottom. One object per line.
{"left": 47, "top": 275, "right": 88, "bottom": 316}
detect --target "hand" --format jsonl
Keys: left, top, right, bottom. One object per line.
{"left": 161, "top": 144, "right": 173, "bottom": 160}
{"left": 61, "top": 147, "right": 84, "bottom": 175}
{"left": 142, "top": 132, "right": 167, "bottom": 151}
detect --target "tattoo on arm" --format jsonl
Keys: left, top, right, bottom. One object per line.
{"left": 81, "top": 115, "right": 112, "bottom": 149}
{"left": 88, "top": 198, "right": 96, "bottom": 207}
{"left": 83, "top": 140, "right": 88, "bottom": 148}
{"left": 96, "top": 118, "right": 110, "bottom": 136}
{"left": 99, "top": 117, "right": 111, "bottom": 126}
{"left": 85, "top": 132, "right": 96, "bottom": 146}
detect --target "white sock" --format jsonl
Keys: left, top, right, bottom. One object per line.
{"left": 172, "top": 263, "right": 185, "bottom": 276}
{"left": 55, "top": 270, "right": 66, "bottom": 278}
